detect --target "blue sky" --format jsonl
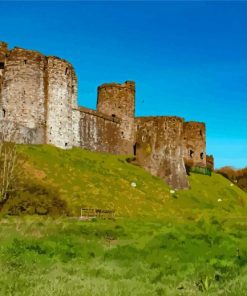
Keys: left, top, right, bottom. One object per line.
{"left": 0, "top": 1, "right": 246, "bottom": 168}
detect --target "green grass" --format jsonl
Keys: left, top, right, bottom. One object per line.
{"left": 14, "top": 144, "right": 247, "bottom": 219}
{"left": 1, "top": 144, "right": 247, "bottom": 295}
{"left": 1, "top": 216, "right": 247, "bottom": 295}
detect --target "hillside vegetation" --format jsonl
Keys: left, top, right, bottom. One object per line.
{"left": 1, "top": 144, "right": 247, "bottom": 296}
{"left": 217, "top": 166, "right": 247, "bottom": 193}
{"left": 3, "top": 144, "right": 246, "bottom": 219}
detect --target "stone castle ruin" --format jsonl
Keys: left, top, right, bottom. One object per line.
{"left": 0, "top": 41, "right": 214, "bottom": 189}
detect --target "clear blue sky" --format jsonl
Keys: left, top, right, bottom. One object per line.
{"left": 0, "top": 1, "right": 246, "bottom": 169}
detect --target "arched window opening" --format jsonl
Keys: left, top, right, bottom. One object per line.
{"left": 189, "top": 149, "right": 194, "bottom": 158}
{"left": 200, "top": 152, "right": 204, "bottom": 160}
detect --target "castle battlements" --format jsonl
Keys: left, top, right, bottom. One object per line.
{"left": 0, "top": 42, "right": 213, "bottom": 189}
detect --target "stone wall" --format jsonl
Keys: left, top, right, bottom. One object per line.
{"left": 46, "top": 56, "right": 77, "bottom": 149}
{"left": 72, "top": 108, "right": 81, "bottom": 147}
{"left": 97, "top": 81, "right": 135, "bottom": 154}
{"left": 0, "top": 42, "right": 8, "bottom": 115}
{"left": 135, "top": 116, "right": 189, "bottom": 189}
{"left": 182, "top": 121, "right": 206, "bottom": 169}
{"left": 1, "top": 47, "right": 46, "bottom": 143}
{"left": 206, "top": 155, "right": 214, "bottom": 170}
{"left": 79, "top": 107, "right": 123, "bottom": 154}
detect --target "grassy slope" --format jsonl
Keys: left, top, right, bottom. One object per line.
{"left": 1, "top": 145, "right": 247, "bottom": 295}
{"left": 16, "top": 144, "right": 247, "bottom": 218}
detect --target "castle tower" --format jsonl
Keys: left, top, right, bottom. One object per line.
{"left": 97, "top": 81, "right": 135, "bottom": 119}
{"left": 0, "top": 46, "right": 47, "bottom": 143}
{"left": 97, "top": 81, "right": 135, "bottom": 154}
{"left": 182, "top": 121, "right": 206, "bottom": 169}
{"left": 135, "top": 116, "right": 189, "bottom": 189}
{"left": 0, "top": 42, "right": 8, "bottom": 117}
{"left": 0, "top": 43, "right": 78, "bottom": 146}
{"left": 45, "top": 56, "right": 77, "bottom": 149}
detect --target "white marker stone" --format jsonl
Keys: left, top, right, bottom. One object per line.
{"left": 131, "top": 182, "right": 136, "bottom": 188}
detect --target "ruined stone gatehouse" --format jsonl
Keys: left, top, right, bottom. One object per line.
{"left": 0, "top": 42, "right": 213, "bottom": 189}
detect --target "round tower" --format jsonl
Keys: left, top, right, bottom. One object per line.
{"left": 97, "top": 81, "right": 135, "bottom": 119}
{"left": 46, "top": 56, "right": 77, "bottom": 149}
{"left": 1, "top": 47, "right": 47, "bottom": 143}
{"left": 97, "top": 81, "right": 136, "bottom": 154}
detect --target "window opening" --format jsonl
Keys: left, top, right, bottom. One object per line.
{"left": 133, "top": 143, "right": 137, "bottom": 156}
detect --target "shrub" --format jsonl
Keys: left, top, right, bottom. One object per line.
{"left": 2, "top": 182, "right": 69, "bottom": 216}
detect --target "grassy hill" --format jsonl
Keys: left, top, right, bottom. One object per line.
{"left": 1, "top": 144, "right": 247, "bottom": 295}
{"left": 5, "top": 144, "right": 245, "bottom": 219}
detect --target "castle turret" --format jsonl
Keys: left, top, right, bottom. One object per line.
{"left": 0, "top": 42, "right": 8, "bottom": 117}
{"left": 135, "top": 116, "right": 189, "bottom": 189}
{"left": 0, "top": 44, "right": 78, "bottom": 147}
{"left": 1, "top": 47, "right": 47, "bottom": 143}
{"left": 46, "top": 56, "right": 78, "bottom": 149}
{"left": 182, "top": 121, "right": 206, "bottom": 169}
{"left": 97, "top": 81, "right": 135, "bottom": 119}
{"left": 97, "top": 81, "right": 135, "bottom": 154}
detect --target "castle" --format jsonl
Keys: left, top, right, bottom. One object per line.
{"left": 0, "top": 42, "right": 214, "bottom": 189}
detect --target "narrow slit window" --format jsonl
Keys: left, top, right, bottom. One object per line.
{"left": 133, "top": 143, "right": 137, "bottom": 156}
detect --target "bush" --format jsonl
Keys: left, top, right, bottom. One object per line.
{"left": 2, "top": 182, "right": 69, "bottom": 216}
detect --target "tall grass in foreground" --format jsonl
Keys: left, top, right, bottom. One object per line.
{"left": 1, "top": 216, "right": 247, "bottom": 296}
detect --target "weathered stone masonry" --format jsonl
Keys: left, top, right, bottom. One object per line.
{"left": 0, "top": 42, "right": 214, "bottom": 189}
